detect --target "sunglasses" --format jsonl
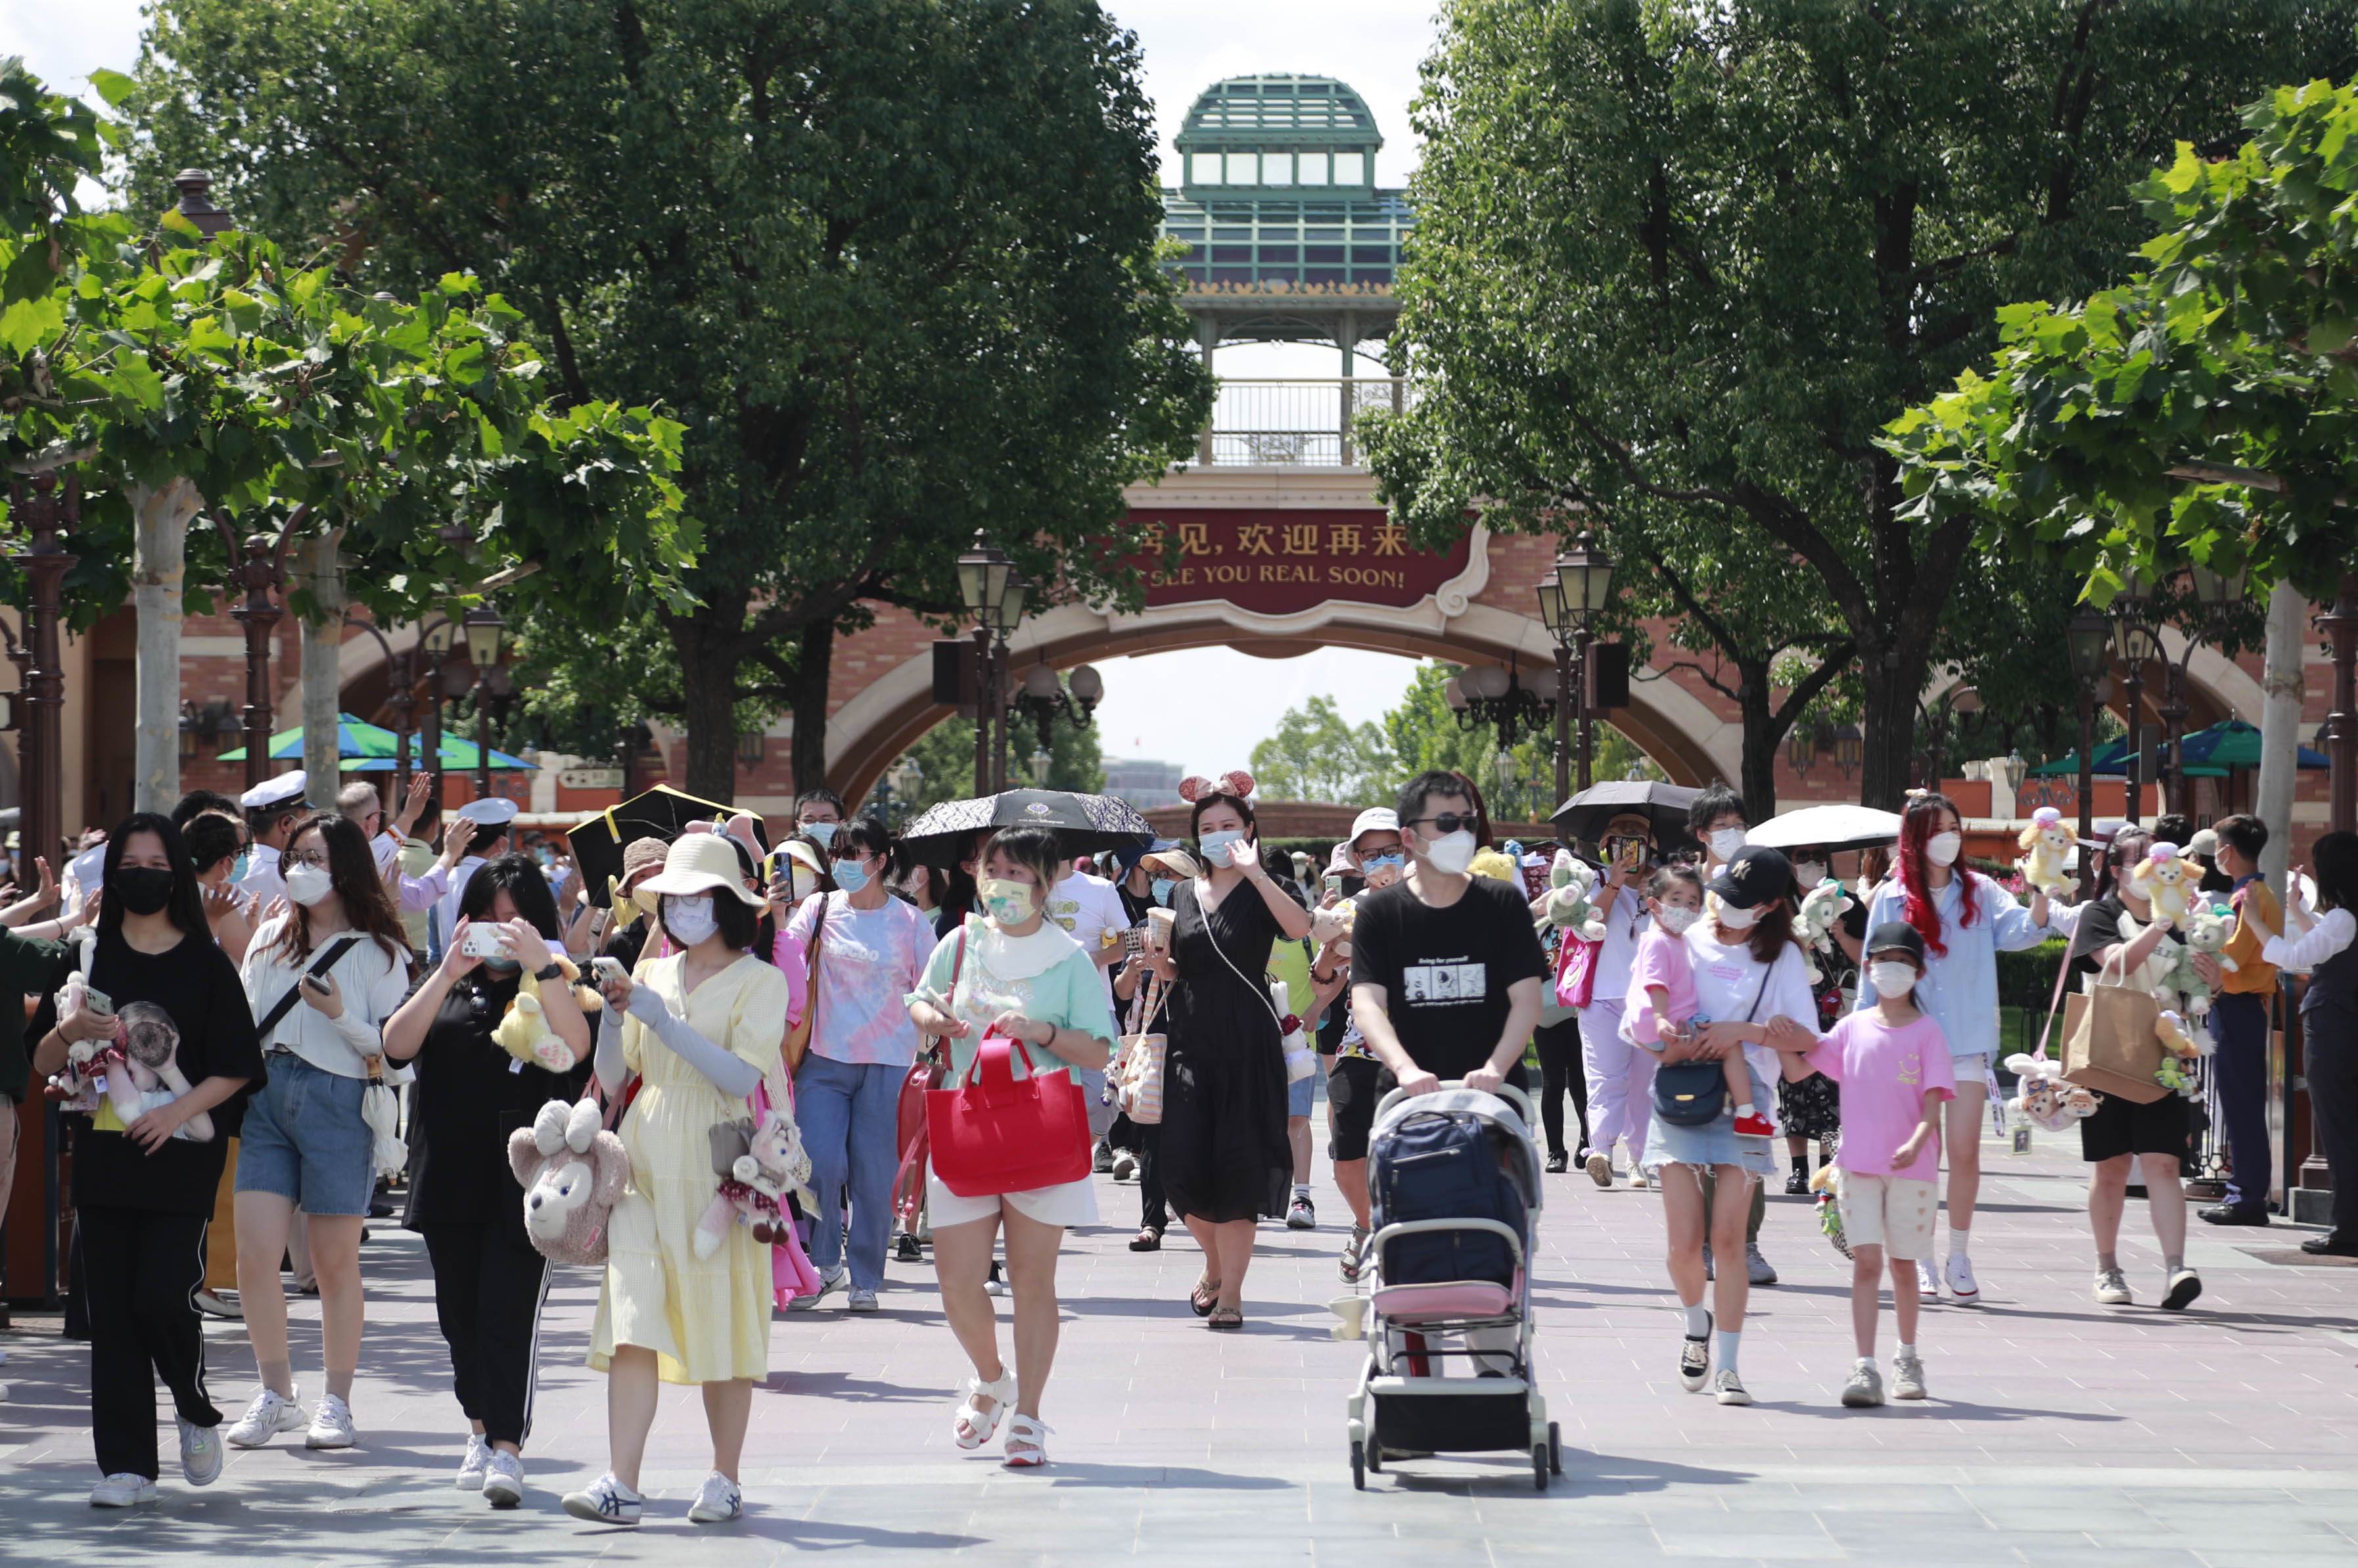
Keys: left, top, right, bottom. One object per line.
{"left": 1407, "top": 812, "right": 1481, "bottom": 837}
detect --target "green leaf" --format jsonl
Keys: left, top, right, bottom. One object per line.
{"left": 0, "top": 292, "right": 64, "bottom": 355}
{"left": 86, "top": 68, "right": 135, "bottom": 108}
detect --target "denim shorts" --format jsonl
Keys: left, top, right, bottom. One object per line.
{"left": 1287, "top": 1068, "right": 1315, "bottom": 1118}
{"left": 1642, "top": 1109, "right": 1778, "bottom": 1178}
{"left": 235, "top": 1053, "right": 376, "bottom": 1216}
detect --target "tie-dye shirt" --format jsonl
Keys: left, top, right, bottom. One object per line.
{"left": 786, "top": 891, "right": 932, "bottom": 1069}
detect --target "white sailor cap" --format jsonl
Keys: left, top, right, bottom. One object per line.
{"left": 240, "top": 770, "right": 310, "bottom": 811}
{"left": 455, "top": 796, "right": 520, "bottom": 828}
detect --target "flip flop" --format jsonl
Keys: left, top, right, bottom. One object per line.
{"left": 1206, "top": 1306, "right": 1244, "bottom": 1331}
{"left": 1190, "top": 1276, "right": 1220, "bottom": 1316}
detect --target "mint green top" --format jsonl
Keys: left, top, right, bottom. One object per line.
{"left": 907, "top": 916, "right": 1120, "bottom": 1088}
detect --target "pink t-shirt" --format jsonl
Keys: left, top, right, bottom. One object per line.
{"left": 1625, "top": 926, "right": 1699, "bottom": 1044}
{"left": 1806, "top": 1012, "right": 1956, "bottom": 1181}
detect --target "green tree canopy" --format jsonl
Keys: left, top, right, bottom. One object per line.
{"left": 1363, "top": 0, "right": 2354, "bottom": 808}
{"left": 1251, "top": 695, "right": 1397, "bottom": 806}
{"left": 127, "top": 0, "right": 1211, "bottom": 802}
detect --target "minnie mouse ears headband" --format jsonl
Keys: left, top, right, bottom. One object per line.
{"left": 1178, "top": 770, "right": 1255, "bottom": 803}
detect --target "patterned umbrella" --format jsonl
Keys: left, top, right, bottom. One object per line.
{"left": 898, "top": 789, "right": 1155, "bottom": 859}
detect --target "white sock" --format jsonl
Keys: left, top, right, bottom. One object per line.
{"left": 1897, "top": 1342, "right": 1917, "bottom": 1360}
{"left": 1735, "top": 1103, "right": 1757, "bottom": 1120}
{"left": 1949, "top": 1229, "right": 1970, "bottom": 1261}
{"left": 1683, "top": 1304, "right": 1710, "bottom": 1337}
{"left": 1854, "top": 1355, "right": 1876, "bottom": 1370}
{"left": 1294, "top": 1183, "right": 1310, "bottom": 1198}
{"left": 1715, "top": 1329, "right": 1742, "bottom": 1375}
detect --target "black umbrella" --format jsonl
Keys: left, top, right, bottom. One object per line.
{"left": 568, "top": 785, "right": 768, "bottom": 908}
{"left": 1550, "top": 780, "right": 1702, "bottom": 852}
{"left": 898, "top": 789, "right": 1154, "bottom": 860}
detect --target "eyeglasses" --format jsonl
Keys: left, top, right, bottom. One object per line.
{"left": 284, "top": 850, "right": 329, "bottom": 869}
{"left": 1406, "top": 812, "right": 1480, "bottom": 837}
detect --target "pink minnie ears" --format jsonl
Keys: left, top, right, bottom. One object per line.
{"left": 1178, "top": 770, "right": 1255, "bottom": 803}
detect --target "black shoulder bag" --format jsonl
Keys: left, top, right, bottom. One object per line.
{"left": 1652, "top": 954, "right": 1776, "bottom": 1128}
{"left": 256, "top": 936, "right": 365, "bottom": 1042}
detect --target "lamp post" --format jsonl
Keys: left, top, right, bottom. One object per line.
{"left": 1920, "top": 685, "right": 1984, "bottom": 792}
{"left": 8, "top": 470, "right": 80, "bottom": 867}
{"left": 462, "top": 605, "right": 506, "bottom": 800}
{"left": 956, "top": 532, "right": 1014, "bottom": 796}
{"left": 885, "top": 755, "right": 923, "bottom": 826}
{"left": 2065, "top": 606, "right": 2112, "bottom": 893}
{"left": 2322, "top": 573, "right": 2358, "bottom": 834}
{"left": 1537, "top": 532, "right": 1615, "bottom": 802}
{"left": 2112, "top": 565, "right": 2246, "bottom": 821}
{"left": 216, "top": 516, "right": 296, "bottom": 792}
{"left": 2110, "top": 570, "right": 2154, "bottom": 826}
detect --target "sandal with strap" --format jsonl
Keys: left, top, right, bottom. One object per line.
{"left": 953, "top": 1368, "right": 1017, "bottom": 1452}
{"left": 1128, "top": 1227, "right": 1163, "bottom": 1253}
{"left": 1340, "top": 1225, "right": 1371, "bottom": 1284}
{"left": 1207, "top": 1305, "right": 1244, "bottom": 1331}
{"left": 1189, "top": 1276, "right": 1220, "bottom": 1317}
{"left": 1002, "top": 1412, "right": 1051, "bottom": 1469}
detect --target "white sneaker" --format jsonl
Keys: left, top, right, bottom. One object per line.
{"left": 1712, "top": 1369, "right": 1753, "bottom": 1406}
{"left": 791, "top": 1266, "right": 847, "bottom": 1310}
{"left": 1916, "top": 1260, "right": 1941, "bottom": 1302}
{"left": 89, "top": 1473, "right": 157, "bottom": 1508}
{"left": 1892, "top": 1352, "right": 1929, "bottom": 1401}
{"left": 305, "top": 1393, "right": 356, "bottom": 1449}
{"left": 454, "top": 1432, "right": 491, "bottom": 1490}
{"left": 1839, "top": 1360, "right": 1884, "bottom": 1408}
{"left": 2093, "top": 1267, "right": 2133, "bottom": 1305}
{"left": 481, "top": 1449, "right": 524, "bottom": 1508}
{"left": 686, "top": 1469, "right": 742, "bottom": 1524}
{"left": 225, "top": 1385, "right": 306, "bottom": 1448}
{"left": 846, "top": 1286, "right": 879, "bottom": 1312}
{"left": 1111, "top": 1150, "right": 1137, "bottom": 1182}
{"left": 178, "top": 1418, "right": 223, "bottom": 1486}
{"left": 1943, "top": 1253, "right": 1981, "bottom": 1304}
{"left": 561, "top": 1471, "right": 643, "bottom": 1526}
{"left": 1584, "top": 1151, "right": 1613, "bottom": 1188}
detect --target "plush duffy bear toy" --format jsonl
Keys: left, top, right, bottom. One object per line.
{"left": 2127, "top": 842, "right": 2196, "bottom": 931}
{"left": 508, "top": 1097, "right": 630, "bottom": 1266}
{"left": 492, "top": 959, "right": 606, "bottom": 1071}
{"left": 2016, "top": 806, "right": 2076, "bottom": 897}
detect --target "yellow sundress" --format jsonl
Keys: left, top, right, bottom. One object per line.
{"left": 590, "top": 950, "right": 791, "bottom": 1384}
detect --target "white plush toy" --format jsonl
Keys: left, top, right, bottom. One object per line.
{"left": 2003, "top": 1052, "right": 2102, "bottom": 1132}
{"left": 1543, "top": 848, "right": 1607, "bottom": 943}
{"left": 1796, "top": 878, "right": 1853, "bottom": 984}
{"left": 2016, "top": 806, "right": 2076, "bottom": 897}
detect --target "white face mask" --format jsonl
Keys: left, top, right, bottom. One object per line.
{"left": 664, "top": 894, "right": 720, "bottom": 945}
{"left": 1709, "top": 827, "right": 1747, "bottom": 862}
{"left": 1868, "top": 960, "right": 1918, "bottom": 1000}
{"left": 1794, "top": 861, "right": 1828, "bottom": 889}
{"left": 1926, "top": 831, "right": 1964, "bottom": 867}
{"left": 285, "top": 863, "right": 333, "bottom": 907}
{"left": 1652, "top": 902, "right": 1699, "bottom": 936}
{"left": 1420, "top": 829, "right": 1479, "bottom": 877}
{"left": 1715, "top": 900, "right": 1761, "bottom": 931}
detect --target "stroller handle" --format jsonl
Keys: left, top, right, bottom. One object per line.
{"left": 1372, "top": 1078, "right": 1538, "bottom": 1128}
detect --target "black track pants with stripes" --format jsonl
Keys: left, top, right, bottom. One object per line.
{"left": 422, "top": 1224, "right": 553, "bottom": 1448}
{"left": 80, "top": 1205, "right": 220, "bottom": 1480}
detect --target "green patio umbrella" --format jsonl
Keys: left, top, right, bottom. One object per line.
{"left": 219, "top": 713, "right": 534, "bottom": 771}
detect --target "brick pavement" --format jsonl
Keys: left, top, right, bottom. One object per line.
{"left": 3, "top": 1124, "right": 2355, "bottom": 1565}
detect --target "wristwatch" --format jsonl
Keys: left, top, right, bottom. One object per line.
{"left": 532, "top": 961, "right": 565, "bottom": 983}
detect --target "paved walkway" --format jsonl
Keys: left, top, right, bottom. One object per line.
{"left": 3, "top": 1124, "right": 2355, "bottom": 1565}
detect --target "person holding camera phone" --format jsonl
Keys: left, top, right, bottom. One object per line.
{"left": 225, "top": 812, "right": 415, "bottom": 1455}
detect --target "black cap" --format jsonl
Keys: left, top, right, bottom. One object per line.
{"left": 1706, "top": 844, "right": 1793, "bottom": 909}
{"left": 1865, "top": 921, "right": 1926, "bottom": 963}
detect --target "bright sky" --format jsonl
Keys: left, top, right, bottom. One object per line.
{"left": 6, "top": 0, "right": 1447, "bottom": 778}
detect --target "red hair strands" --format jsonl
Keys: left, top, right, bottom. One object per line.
{"left": 1895, "top": 792, "right": 1979, "bottom": 959}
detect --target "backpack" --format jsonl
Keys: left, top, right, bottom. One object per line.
{"left": 1370, "top": 1109, "right": 1525, "bottom": 1287}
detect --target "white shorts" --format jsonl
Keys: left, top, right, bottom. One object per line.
{"left": 1837, "top": 1172, "right": 1939, "bottom": 1260}
{"left": 926, "top": 1170, "right": 1098, "bottom": 1231}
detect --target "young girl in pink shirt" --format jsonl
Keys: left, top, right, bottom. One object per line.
{"left": 1795, "top": 920, "right": 1955, "bottom": 1407}
{"left": 1627, "top": 866, "right": 1775, "bottom": 1136}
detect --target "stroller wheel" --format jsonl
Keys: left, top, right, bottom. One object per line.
{"left": 1533, "top": 1442, "right": 1549, "bottom": 1491}
{"left": 1549, "top": 1421, "right": 1562, "bottom": 1475}
{"left": 1350, "top": 1440, "right": 1365, "bottom": 1491}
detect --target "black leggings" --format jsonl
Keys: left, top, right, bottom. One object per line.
{"left": 1134, "top": 1120, "right": 1168, "bottom": 1232}
{"left": 80, "top": 1205, "right": 219, "bottom": 1480}
{"left": 422, "top": 1223, "right": 553, "bottom": 1447}
{"left": 1533, "top": 1017, "right": 1589, "bottom": 1158}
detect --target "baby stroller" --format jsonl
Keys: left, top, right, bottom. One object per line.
{"left": 1343, "top": 1080, "right": 1558, "bottom": 1490}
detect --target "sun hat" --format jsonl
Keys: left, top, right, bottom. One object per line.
{"left": 774, "top": 837, "right": 827, "bottom": 881}
{"left": 620, "top": 835, "right": 671, "bottom": 887}
{"left": 1348, "top": 807, "right": 1400, "bottom": 851}
{"left": 1141, "top": 845, "right": 1201, "bottom": 880}
{"left": 636, "top": 832, "right": 765, "bottom": 908}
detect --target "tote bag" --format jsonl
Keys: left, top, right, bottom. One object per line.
{"left": 1555, "top": 933, "right": 1602, "bottom": 1010}
{"left": 2062, "top": 953, "right": 2168, "bottom": 1104}
{"left": 925, "top": 1036, "right": 1094, "bottom": 1197}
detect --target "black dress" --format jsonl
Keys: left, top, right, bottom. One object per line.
{"left": 1158, "top": 878, "right": 1290, "bottom": 1224}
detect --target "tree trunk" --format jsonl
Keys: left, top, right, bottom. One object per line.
{"left": 668, "top": 607, "right": 746, "bottom": 805}
{"left": 298, "top": 533, "right": 347, "bottom": 810}
{"left": 787, "top": 620, "right": 834, "bottom": 802}
{"left": 129, "top": 478, "right": 202, "bottom": 814}
{"left": 1734, "top": 674, "right": 1780, "bottom": 821}
{"left": 1855, "top": 649, "right": 1930, "bottom": 810}
{"left": 2256, "top": 580, "right": 2307, "bottom": 887}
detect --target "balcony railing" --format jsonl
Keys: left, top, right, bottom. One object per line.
{"left": 1197, "top": 377, "right": 1419, "bottom": 467}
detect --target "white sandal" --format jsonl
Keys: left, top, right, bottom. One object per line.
{"left": 1002, "top": 1412, "right": 1051, "bottom": 1468}
{"left": 953, "top": 1369, "right": 1017, "bottom": 1451}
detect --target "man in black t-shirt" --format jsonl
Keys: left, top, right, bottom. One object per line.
{"left": 1350, "top": 772, "right": 1549, "bottom": 1098}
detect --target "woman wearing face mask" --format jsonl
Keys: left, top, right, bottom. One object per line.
{"left": 382, "top": 857, "right": 591, "bottom": 1507}
{"left": 30, "top": 814, "right": 264, "bottom": 1508}
{"left": 904, "top": 825, "right": 1119, "bottom": 1467}
{"left": 567, "top": 834, "right": 792, "bottom": 1528}
{"left": 184, "top": 810, "right": 258, "bottom": 964}
{"left": 1144, "top": 773, "right": 1314, "bottom": 1331}
{"left": 225, "top": 812, "right": 414, "bottom": 1454}
{"left": 1853, "top": 792, "right": 2053, "bottom": 1306}
{"left": 785, "top": 816, "right": 931, "bottom": 1312}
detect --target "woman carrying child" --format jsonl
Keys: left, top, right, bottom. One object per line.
{"left": 1634, "top": 847, "right": 1820, "bottom": 1405}
{"left": 1790, "top": 921, "right": 1955, "bottom": 1406}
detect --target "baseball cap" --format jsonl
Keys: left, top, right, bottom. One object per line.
{"left": 1865, "top": 921, "right": 1926, "bottom": 963}
{"left": 1706, "top": 844, "right": 1794, "bottom": 910}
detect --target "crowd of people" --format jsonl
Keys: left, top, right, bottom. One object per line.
{"left": 5, "top": 762, "right": 2353, "bottom": 1516}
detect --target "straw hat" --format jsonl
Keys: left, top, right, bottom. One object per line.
{"left": 636, "top": 832, "right": 765, "bottom": 908}
{"left": 620, "top": 835, "right": 672, "bottom": 887}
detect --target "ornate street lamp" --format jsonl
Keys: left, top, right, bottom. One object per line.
{"left": 462, "top": 604, "right": 507, "bottom": 800}
{"left": 957, "top": 532, "right": 1017, "bottom": 795}
{"left": 2321, "top": 576, "right": 2358, "bottom": 833}
{"left": 2065, "top": 605, "right": 2114, "bottom": 889}
{"left": 1538, "top": 530, "right": 1615, "bottom": 801}
{"left": 1009, "top": 660, "right": 1103, "bottom": 787}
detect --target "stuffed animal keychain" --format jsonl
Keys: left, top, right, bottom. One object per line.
{"left": 2127, "top": 842, "right": 2197, "bottom": 931}
{"left": 1795, "top": 879, "right": 1854, "bottom": 984}
{"left": 694, "top": 1103, "right": 813, "bottom": 1259}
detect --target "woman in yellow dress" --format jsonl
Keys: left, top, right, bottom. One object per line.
{"left": 563, "top": 833, "right": 790, "bottom": 1528}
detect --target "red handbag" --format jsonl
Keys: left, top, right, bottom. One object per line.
{"left": 925, "top": 1036, "right": 1092, "bottom": 1198}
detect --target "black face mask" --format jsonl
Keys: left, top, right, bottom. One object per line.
{"left": 110, "top": 866, "right": 177, "bottom": 917}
